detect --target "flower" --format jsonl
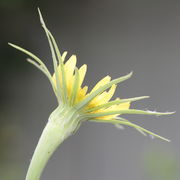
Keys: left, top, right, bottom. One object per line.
{"left": 9, "top": 9, "right": 173, "bottom": 143}
{"left": 9, "top": 9, "right": 174, "bottom": 180}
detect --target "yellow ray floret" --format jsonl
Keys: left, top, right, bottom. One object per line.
{"left": 51, "top": 56, "right": 131, "bottom": 120}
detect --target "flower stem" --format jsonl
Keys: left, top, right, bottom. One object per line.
{"left": 25, "top": 121, "right": 66, "bottom": 180}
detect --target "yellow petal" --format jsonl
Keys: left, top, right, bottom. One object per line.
{"left": 117, "top": 102, "right": 130, "bottom": 110}
{"left": 64, "top": 55, "right": 77, "bottom": 93}
{"left": 90, "top": 76, "right": 111, "bottom": 93}
{"left": 94, "top": 102, "right": 130, "bottom": 120}
{"left": 101, "top": 84, "right": 116, "bottom": 103}
{"left": 88, "top": 84, "right": 116, "bottom": 108}
{"left": 62, "top": 51, "right": 67, "bottom": 62}
{"left": 76, "top": 86, "right": 88, "bottom": 103}
{"left": 78, "top": 64, "right": 87, "bottom": 88}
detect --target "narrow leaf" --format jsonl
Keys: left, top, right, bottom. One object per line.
{"left": 85, "top": 109, "right": 174, "bottom": 118}
{"left": 38, "top": 8, "right": 68, "bottom": 104}
{"left": 8, "top": 43, "right": 49, "bottom": 72}
{"left": 38, "top": 8, "right": 63, "bottom": 103}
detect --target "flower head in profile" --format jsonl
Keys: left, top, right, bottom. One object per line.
{"left": 9, "top": 9, "right": 173, "bottom": 142}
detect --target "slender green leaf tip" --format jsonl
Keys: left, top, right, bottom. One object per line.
{"left": 38, "top": 8, "right": 44, "bottom": 26}
{"left": 91, "top": 118, "right": 171, "bottom": 142}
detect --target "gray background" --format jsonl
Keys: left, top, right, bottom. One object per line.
{"left": 0, "top": 0, "right": 179, "bottom": 180}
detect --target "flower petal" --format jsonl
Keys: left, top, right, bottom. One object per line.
{"left": 65, "top": 55, "right": 77, "bottom": 81}
{"left": 88, "top": 84, "right": 116, "bottom": 108}
{"left": 64, "top": 55, "right": 77, "bottom": 96}
{"left": 62, "top": 51, "right": 68, "bottom": 62}
{"left": 78, "top": 64, "right": 87, "bottom": 88}
{"left": 90, "top": 76, "right": 111, "bottom": 93}
{"left": 117, "top": 102, "right": 130, "bottom": 110}
{"left": 75, "top": 72, "right": 133, "bottom": 111}
{"left": 76, "top": 86, "right": 88, "bottom": 103}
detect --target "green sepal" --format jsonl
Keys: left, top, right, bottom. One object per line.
{"left": 8, "top": 43, "right": 49, "bottom": 72}
{"left": 38, "top": 8, "right": 65, "bottom": 104}
{"left": 38, "top": 8, "right": 68, "bottom": 105}
{"left": 84, "top": 109, "right": 174, "bottom": 118}
{"left": 47, "top": 28, "right": 68, "bottom": 103}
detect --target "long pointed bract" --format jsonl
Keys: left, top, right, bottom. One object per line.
{"left": 85, "top": 109, "right": 174, "bottom": 118}
{"left": 38, "top": 8, "right": 63, "bottom": 103}
{"left": 90, "top": 118, "right": 170, "bottom": 142}
{"left": 75, "top": 72, "right": 133, "bottom": 111}
{"left": 85, "top": 96, "right": 149, "bottom": 113}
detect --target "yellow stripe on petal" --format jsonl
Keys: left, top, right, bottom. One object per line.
{"left": 81, "top": 86, "right": 88, "bottom": 96}
{"left": 88, "top": 84, "right": 116, "bottom": 108}
{"left": 102, "top": 84, "right": 116, "bottom": 103}
{"left": 76, "top": 86, "right": 88, "bottom": 103}
{"left": 117, "top": 102, "right": 130, "bottom": 110}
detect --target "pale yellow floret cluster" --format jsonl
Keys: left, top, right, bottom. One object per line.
{"left": 52, "top": 53, "right": 130, "bottom": 120}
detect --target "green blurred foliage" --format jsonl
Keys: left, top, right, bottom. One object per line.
{"left": 0, "top": 163, "right": 24, "bottom": 180}
{"left": 144, "top": 149, "right": 180, "bottom": 180}
{"left": 0, "top": 122, "right": 24, "bottom": 179}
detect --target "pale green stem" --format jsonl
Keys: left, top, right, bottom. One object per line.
{"left": 25, "top": 122, "right": 65, "bottom": 180}
{"left": 25, "top": 106, "right": 81, "bottom": 180}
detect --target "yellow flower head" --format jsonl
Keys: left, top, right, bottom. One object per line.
{"left": 52, "top": 53, "right": 131, "bottom": 120}
{"left": 9, "top": 9, "right": 173, "bottom": 142}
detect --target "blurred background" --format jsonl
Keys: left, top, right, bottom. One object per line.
{"left": 0, "top": 0, "right": 179, "bottom": 179}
